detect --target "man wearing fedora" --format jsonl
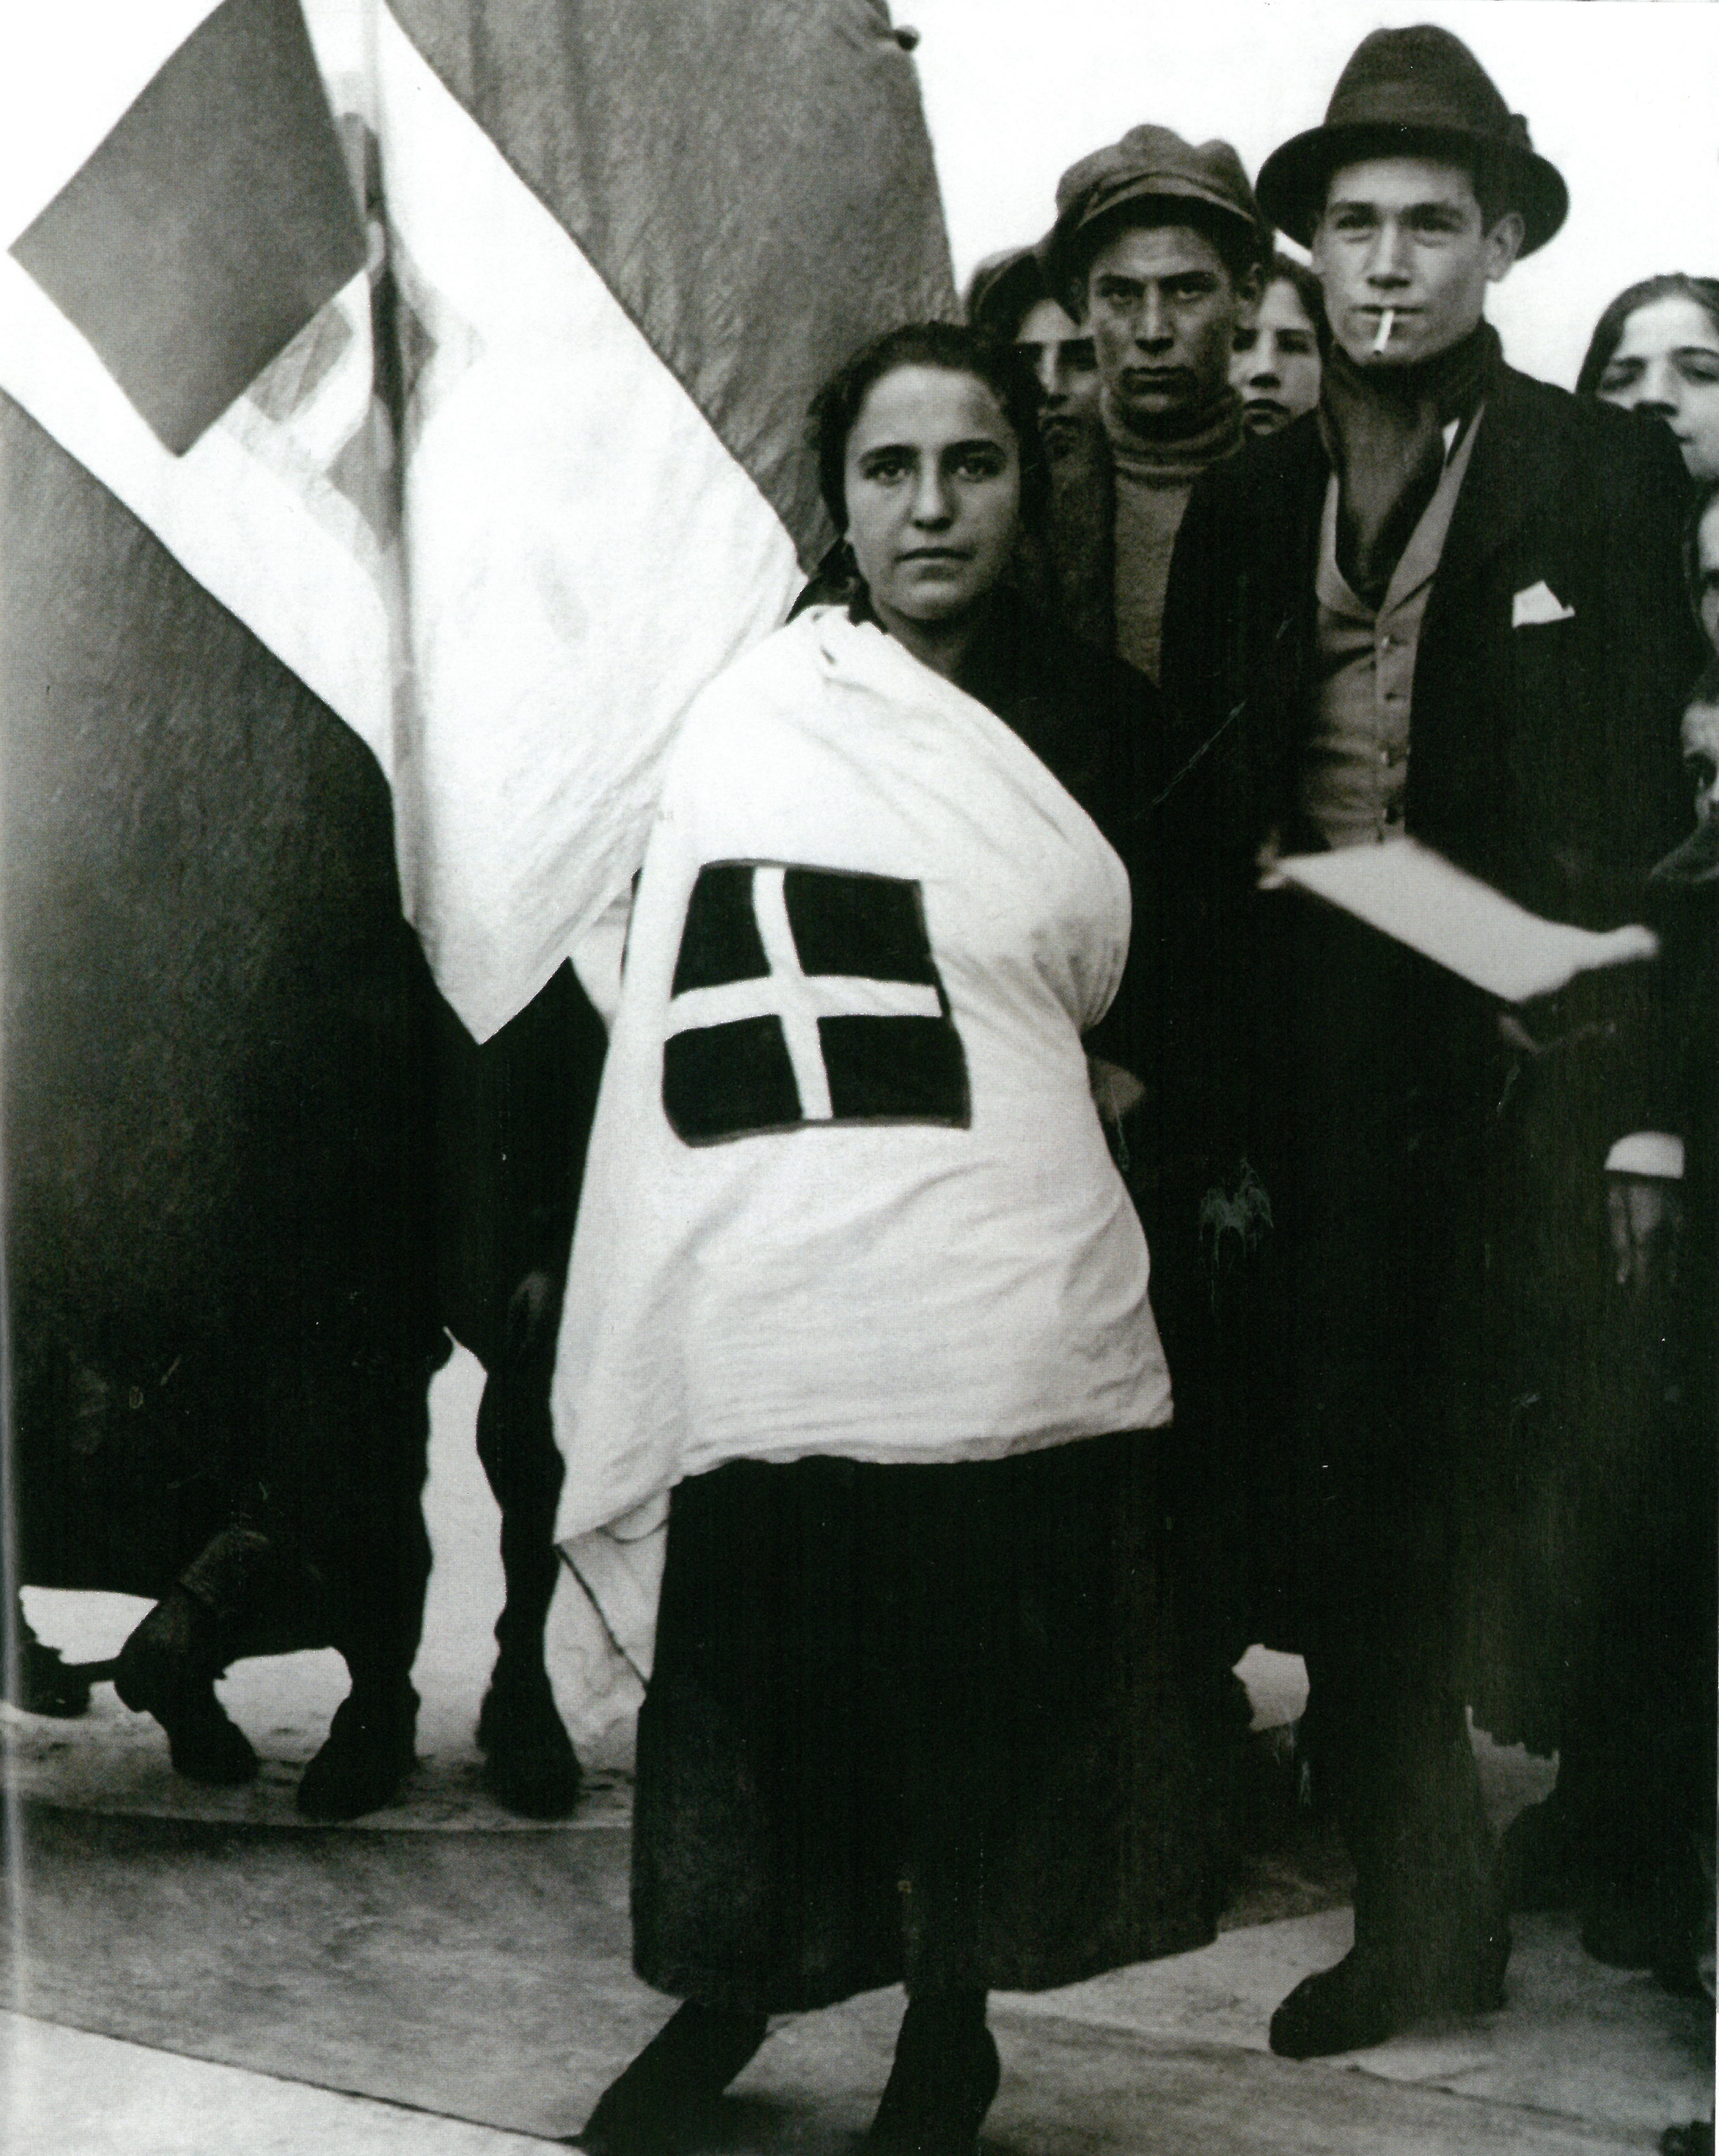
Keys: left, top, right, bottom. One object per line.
{"left": 1038, "top": 126, "right": 1267, "bottom": 676}
{"left": 1159, "top": 26, "right": 1701, "bottom": 2058}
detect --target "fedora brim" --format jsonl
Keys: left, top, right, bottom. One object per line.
{"left": 1256, "top": 122, "right": 1568, "bottom": 256}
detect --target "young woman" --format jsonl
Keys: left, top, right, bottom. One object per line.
{"left": 554, "top": 323, "right": 1224, "bottom": 2154}
{"left": 1578, "top": 273, "right": 1719, "bottom": 483}
{"left": 1229, "top": 252, "right": 1324, "bottom": 436}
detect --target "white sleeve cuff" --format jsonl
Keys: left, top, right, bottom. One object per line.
{"left": 1605, "top": 1132, "right": 1685, "bottom": 1180}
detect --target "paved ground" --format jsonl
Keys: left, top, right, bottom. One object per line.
{"left": 4, "top": 1347, "right": 1712, "bottom": 2153}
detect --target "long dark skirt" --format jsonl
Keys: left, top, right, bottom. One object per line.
{"left": 630, "top": 1430, "right": 1228, "bottom": 2015}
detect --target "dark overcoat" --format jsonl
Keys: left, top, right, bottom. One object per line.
{"left": 1151, "top": 356, "right": 1703, "bottom": 1742}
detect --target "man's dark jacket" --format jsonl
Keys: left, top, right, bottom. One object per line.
{"left": 1148, "top": 357, "right": 1702, "bottom": 1718}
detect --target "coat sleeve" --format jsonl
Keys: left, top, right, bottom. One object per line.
{"left": 1576, "top": 410, "right": 1706, "bottom": 1145}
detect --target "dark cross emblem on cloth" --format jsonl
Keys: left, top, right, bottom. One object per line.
{"left": 663, "top": 863, "right": 970, "bottom": 1145}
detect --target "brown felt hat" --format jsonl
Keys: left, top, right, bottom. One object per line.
{"left": 1042, "top": 125, "right": 1268, "bottom": 307}
{"left": 1256, "top": 24, "right": 1568, "bottom": 255}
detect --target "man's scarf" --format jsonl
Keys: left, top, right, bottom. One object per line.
{"left": 1319, "top": 322, "right": 1497, "bottom": 606}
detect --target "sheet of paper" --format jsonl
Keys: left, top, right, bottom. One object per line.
{"left": 1275, "top": 837, "right": 1658, "bottom": 1003}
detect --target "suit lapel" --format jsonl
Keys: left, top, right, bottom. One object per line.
{"left": 1428, "top": 364, "right": 1555, "bottom": 601}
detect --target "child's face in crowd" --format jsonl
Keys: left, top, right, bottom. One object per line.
{"left": 1695, "top": 496, "right": 1719, "bottom": 657}
{"left": 1683, "top": 699, "right": 1719, "bottom": 828}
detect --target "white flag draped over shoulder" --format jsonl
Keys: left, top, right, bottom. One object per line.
{"left": 0, "top": 0, "right": 956, "bottom": 1040}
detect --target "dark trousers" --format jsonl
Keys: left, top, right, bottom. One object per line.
{"left": 1233, "top": 912, "right": 1503, "bottom": 1958}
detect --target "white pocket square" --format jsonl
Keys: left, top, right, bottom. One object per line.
{"left": 1512, "top": 580, "right": 1575, "bottom": 627}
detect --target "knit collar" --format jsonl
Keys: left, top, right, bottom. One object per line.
{"left": 1103, "top": 381, "right": 1245, "bottom": 485}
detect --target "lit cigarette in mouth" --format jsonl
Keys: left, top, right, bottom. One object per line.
{"left": 1371, "top": 308, "right": 1396, "bottom": 354}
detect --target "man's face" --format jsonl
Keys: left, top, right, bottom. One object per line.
{"left": 1083, "top": 223, "right": 1252, "bottom": 430}
{"left": 1696, "top": 497, "right": 1719, "bottom": 657}
{"left": 1013, "top": 297, "right": 1100, "bottom": 457}
{"left": 1311, "top": 157, "right": 1523, "bottom": 368}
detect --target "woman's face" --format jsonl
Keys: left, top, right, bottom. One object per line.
{"left": 1696, "top": 496, "right": 1719, "bottom": 656}
{"left": 1013, "top": 298, "right": 1100, "bottom": 458}
{"left": 1230, "top": 275, "right": 1322, "bottom": 435}
{"left": 1595, "top": 295, "right": 1719, "bottom": 482}
{"left": 843, "top": 365, "right": 1022, "bottom": 631}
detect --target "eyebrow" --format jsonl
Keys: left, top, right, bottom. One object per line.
{"left": 1326, "top": 198, "right": 1468, "bottom": 220}
{"left": 1607, "top": 345, "right": 1719, "bottom": 366}
{"left": 855, "top": 436, "right": 1007, "bottom": 458}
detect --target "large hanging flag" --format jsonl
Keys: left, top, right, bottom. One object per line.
{"left": 1, "top": 0, "right": 956, "bottom": 1039}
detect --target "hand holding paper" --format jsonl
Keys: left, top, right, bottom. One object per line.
{"left": 1274, "top": 837, "right": 1657, "bottom": 1003}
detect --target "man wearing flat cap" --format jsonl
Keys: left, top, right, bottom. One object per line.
{"left": 1040, "top": 125, "right": 1267, "bottom": 676}
{"left": 1159, "top": 25, "right": 1702, "bottom": 2059}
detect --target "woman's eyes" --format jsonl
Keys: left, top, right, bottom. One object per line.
{"left": 856, "top": 447, "right": 1008, "bottom": 482}
{"left": 1600, "top": 352, "right": 1719, "bottom": 393}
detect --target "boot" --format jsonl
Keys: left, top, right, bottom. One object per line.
{"left": 297, "top": 1681, "right": 418, "bottom": 1820}
{"left": 571, "top": 2002, "right": 768, "bottom": 2154}
{"left": 863, "top": 1992, "right": 1001, "bottom": 2156}
{"left": 478, "top": 1657, "right": 583, "bottom": 1818}
{"left": 9, "top": 1604, "right": 93, "bottom": 1718}
{"left": 114, "top": 1587, "right": 258, "bottom": 1785}
{"left": 1270, "top": 1868, "right": 1509, "bottom": 2059}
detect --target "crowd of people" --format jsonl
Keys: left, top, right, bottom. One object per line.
{"left": 11, "top": 20, "right": 1710, "bottom": 2156}
{"left": 553, "top": 24, "right": 1715, "bottom": 2156}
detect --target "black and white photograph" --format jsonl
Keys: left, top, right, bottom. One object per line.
{"left": 2, "top": 2, "right": 1716, "bottom": 2150}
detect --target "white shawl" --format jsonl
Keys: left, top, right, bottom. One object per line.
{"left": 552, "top": 608, "right": 1171, "bottom": 1562}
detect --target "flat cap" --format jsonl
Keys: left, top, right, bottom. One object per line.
{"left": 1043, "top": 125, "right": 1267, "bottom": 303}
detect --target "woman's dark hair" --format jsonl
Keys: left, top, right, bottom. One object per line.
{"left": 809, "top": 320, "right": 1050, "bottom": 539}
{"left": 1264, "top": 250, "right": 1327, "bottom": 339}
{"left": 1575, "top": 274, "right": 1719, "bottom": 400}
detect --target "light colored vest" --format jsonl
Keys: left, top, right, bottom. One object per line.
{"left": 1301, "top": 412, "right": 1482, "bottom": 850}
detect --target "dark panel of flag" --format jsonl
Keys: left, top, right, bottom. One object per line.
{"left": 389, "top": 0, "right": 955, "bottom": 564}
{"left": 12, "top": 0, "right": 366, "bottom": 454}
{"left": 671, "top": 862, "right": 770, "bottom": 995}
{"left": 819, "top": 1014, "right": 969, "bottom": 1124}
{"left": 663, "top": 1017, "right": 801, "bottom": 1146}
{"left": 0, "top": 390, "right": 425, "bottom": 1595}
{"left": 661, "top": 864, "right": 968, "bottom": 1144}
{"left": 786, "top": 867, "right": 940, "bottom": 984}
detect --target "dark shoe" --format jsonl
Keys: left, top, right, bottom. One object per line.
{"left": 1268, "top": 1945, "right": 1406, "bottom": 2060}
{"left": 1500, "top": 1789, "right": 1582, "bottom": 1912}
{"left": 478, "top": 1661, "right": 583, "bottom": 1818}
{"left": 11, "top": 1632, "right": 93, "bottom": 1719}
{"left": 864, "top": 2001, "right": 1001, "bottom": 2156}
{"left": 572, "top": 2003, "right": 768, "bottom": 2154}
{"left": 1583, "top": 1856, "right": 1710, "bottom": 1993}
{"left": 1268, "top": 1898, "right": 1509, "bottom": 2060}
{"left": 1582, "top": 1879, "right": 1659, "bottom": 1971}
{"left": 157, "top": 1685, "right": 260, "bottom": 1785}
{"left": 297, "top": 1684, "right": 418, "bottom": 1820}
{"left": 114, "top": 1590, "right": 258, "bottom": 1785}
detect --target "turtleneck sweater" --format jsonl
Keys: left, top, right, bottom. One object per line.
{"left": 1104, "top": 383, "right": 1245, "bottom": 680}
